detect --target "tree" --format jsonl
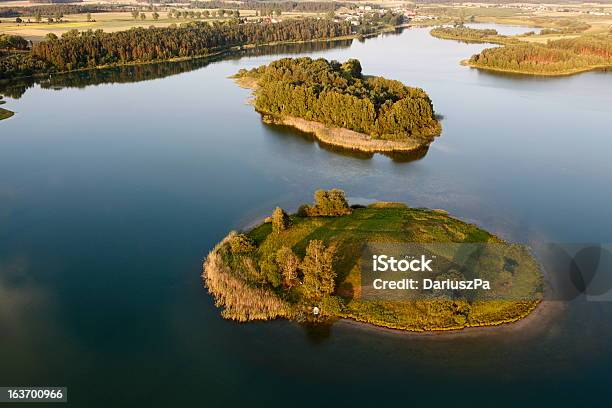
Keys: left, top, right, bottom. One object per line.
{"left": 259, "top": 253, "right": 281, "bottom": 287}
{"left": 132, "top": 11, "right": 140, "bottom": 20}
{"left": 35, "top": 13, "right": 42, "bottom": 23}
{"left": 308, "top": 189, "right": 351, "bottom": 216}
{"left": 140, "top": 13, "right": 146, "bottom": 21}
{"left": 234, "top": 10, "right": 240, "bottom": 18}
{"left": 274, "top": 9, "right": 282, "bottom": 17}
{"left": 15, "top": 17, "right": 23, "bottom": 24}
{"left": 152, "top": 12, "right": 159, "bottom": 21}
{"left": 203, "top": 10, "right": 210, "bottom": 18}
{"left": 271, "top": 207, "right": 290, "bottom": 233}
{"left": 229, "top": 233, "right": 255, "bottom": 254}
{"left": 341, "top": 59, "right": 362, "bottom": 78}
{"left": 301, "top": 240, "right": 335, "bottom": 300}
{"left": 86, "top": 13, "right": 92, "bottom": 22}
{"left": 276, "top": 246, "right": 300, "bottom": 288}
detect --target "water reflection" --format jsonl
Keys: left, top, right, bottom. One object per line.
{"left": 264, "top": 118, "right": 432, "bottom": 162}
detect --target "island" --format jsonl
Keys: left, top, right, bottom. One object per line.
{"left": 234, "top": 57, "right": 442, "bottom": 153}
{"left": 430, "top": 26, "right": 515, "bottom": 45}
{"left": 0, "top": 96, "right": 14, "bottom": 121}
{"left": 202, "top": 189, "right": 543, "bottom": 332}
{"left": 466, "top": 33, "right": 612, "bottom": 76}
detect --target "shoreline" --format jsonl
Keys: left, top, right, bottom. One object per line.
{"left": 262, "top": 114, "right": 433, "bottom": 154}
{"left": 462, "top": 59, "right": 612, "bottom": 77}
{"left": 430, "top": 31, "right": 512, "bottom": 45}
{"left": 0, "top": 23, "right": 407, "bottom": 84}
{"left": 233, "top": 76, "right": 438, "bottom": 154}
{"left": 335, "top": 298, "right": 562, "bottom": 338}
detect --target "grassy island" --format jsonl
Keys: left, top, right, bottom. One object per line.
{"left": 234, "top": 57, "right": 441, "bottom": 153}
{"left": 203, "top": 190, "right": 543, "bottom": 332}
{"left": 467, "top": 34, "right": 612, "bottom": 76}
{"left": 430, "top": 26, "right": 515, "bottom": 45}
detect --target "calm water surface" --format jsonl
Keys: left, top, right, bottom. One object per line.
{"left": 1, "top": 25, "right": 611, "bottom": 406}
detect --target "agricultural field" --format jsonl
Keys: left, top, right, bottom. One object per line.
{"left": 0, "top": 5, "right": 322, "bottom": 42}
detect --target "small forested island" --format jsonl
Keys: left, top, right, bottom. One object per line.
{"left": 468, "top": 33, "right": 612, "bottom": 76}
{"left": 203, "top": 189, "right": 543, "bottom": 332}
{"left": 234, "top": 57, "right": 441, "bottom": 153}
{"left": 430, "top": 26, "right": 515, "bottom": 45}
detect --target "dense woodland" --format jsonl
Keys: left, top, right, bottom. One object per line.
{"left": 240, "top": 57, "right": 441, "bottom": 140}
{"left": 0, "top": 4, "right": 111, "bottom": 17}
{"left": 470, "top": 34, "right": 612, "bottom": 74}
{"left": 0, "top": 18, "right": 352, "bottom": 80}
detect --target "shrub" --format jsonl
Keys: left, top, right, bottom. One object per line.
{"left": 229, "top": 233, "right": 256, "bottom": 254}
{"left": 307, "top": 189, "right": 352, "bottom": 216}
{"left": 297, "top": 204, "right": 310, "bottom": 217}
{"left": 259, "top": 253, "right": 281, "bottom": 287}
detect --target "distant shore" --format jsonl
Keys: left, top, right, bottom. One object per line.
{"left": 0, "top": 23, "right": 406, "bottom": 83}
{"left": 462, "top": 59, "right": 612, "bottom": 77}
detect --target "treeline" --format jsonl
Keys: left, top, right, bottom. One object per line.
{"left": 469, "top": 34, "right": 612, "bottom": 74}
{"left": 29, "top": 0, "right": 81, "bottom": 3}
{"left": 0, "top": 34, "right": 29, "bottom": 50}
{"left": 190, "top": 1, "right": 340, "bottom": 13}
{"left": 1, "top": 19, "right": 352, "bottom": 79}
{"left": 0, "top": 5, "right": 111, "bottom": 18}
{"left": 0, "top": 51, "right": 52, "bottom": 80}
{"left": 240, "top": 57, "right": 440, "bottom": 140}
{"left": 1, "top": 38, "right": 352, "bottom": 98}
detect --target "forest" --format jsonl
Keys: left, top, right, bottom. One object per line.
{"left": 238, "top": 57, "right": 441, "bottom": 140}
{"left": 0, "top": 4, "right": 112, "bottom": 17}
{"left": 0, "top": 18, "right": 352, "bottom": 80}
{"left": 469, "top": 34, "right": 612, "bottom": 75}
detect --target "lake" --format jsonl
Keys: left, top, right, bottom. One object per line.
{"left": 1, "top": 25, "right": 611, "bottom": 406}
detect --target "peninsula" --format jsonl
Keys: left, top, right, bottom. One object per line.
{"left": 430, "top": 26, "right": 515, "bottom": 45}
{"left": 467, "top": 33, "right": 612, "bottom": 76}
{"left": 202, "top": 190, "right": 543, "bottom": 332}
{"left": 234, "top": 57, "right": 442, "bottom": 153}
{"left": 0, "top": 96, "right": 13, "bottom": 121}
